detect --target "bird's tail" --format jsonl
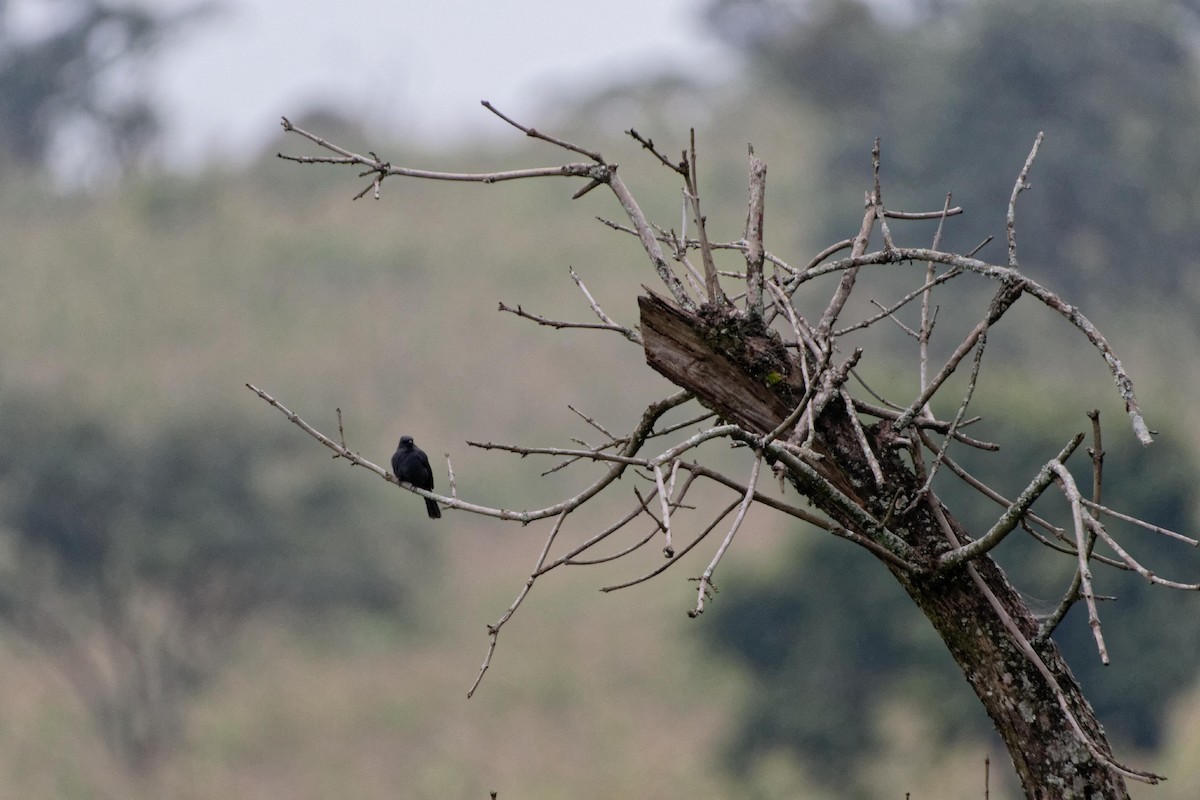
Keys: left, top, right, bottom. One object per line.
{"left": 425, "top": 497, "right": 442, "bottom": 519}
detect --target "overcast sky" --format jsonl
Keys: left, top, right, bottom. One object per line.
{"left": 104, "top": 0, "right": 738, "bottom": 166}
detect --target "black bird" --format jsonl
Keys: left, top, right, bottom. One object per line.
{"left": 391, "top": 435, "right": 441, "bottom": 519}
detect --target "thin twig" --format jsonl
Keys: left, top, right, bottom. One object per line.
{"left": 445, "top": 453, "right": 458, "bottom": 500}
{"left": 569, "top": 266, "right": 641, "bottom": 344}
{"left": 1007, "top": 132, "right": 1045, "bottom": 267}
{"left": 911, "top": 329, "right": 988, "bottom": 502}
{"left": 684, "top": 129, "right": 723, "bottom": 305}
{"left": 816, "top": 156, "right": 878, "bottom": 339}
{"left": 920, "top": 194, "right": 954, "bottom": 402}
{"left": 689, "top": 453, "right": 763, "bottom": 617}
{"left": 1079, "top": 499, "right": 1198, "bottom": 546}
{"left": 498, "top": 301, "right": 635, "bottom": 338}
{"left": 882, "top": 206, "right": 963, "bottom": 220}
{"left": 859, "top": 400, "right": 996, "bottom": 450}
{"left": 1037, "top": 411, "right": 1107, "bottom": 641}
{"left": 468, "top": 509, "right": 568, "bottom": 698}
{"left": 605, "top": 501, "right": 741, "bottom": 593}
{"left": 567, "top": 404, "right": 617, "bottom": 441}
{"left": 481, "top": 100, "right": 605, "bottom": 162}
{"left": 744, "top": 147, "right": 767, "bottom": 318}
{"left": 895, "top": 282, "right": 1022, "bottom": 432}
{"left": 626, "top": 128, "right": 687, "bottom": 175}
{"left": 1049, "top": 462, "right": 1110, "bottom": 663}
{"left": 1083, "top": 514, "right": 1200, "bottom": 590}
{"left": 833, "top": 265, "right": 960, "bottom": 337}
{"left": 842, "top": 386, "right": 884, "bottom": 486}
{"left": 654, "top": 463, "right": 675, "bottom": 557}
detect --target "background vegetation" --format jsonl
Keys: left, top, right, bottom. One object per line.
{"left": 3, "top": 0, "right": 1200, "bottom": 798}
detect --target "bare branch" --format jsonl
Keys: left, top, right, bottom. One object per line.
{"left": 895, "top": 282, "right": 1022, "bottom": 433}
{"left": 445, "top": 452, "right": 459, "bottom": 500}
{"left": 684, "top": 129, "right": 724, "bottom": 305}
{"left": 626, "top": 128, "right": 687, "bottom": 175}
{"left": 744, "top": 148, "right": 767, "bottom": 318}
{"left": 1084, "top": 514, "right": 1200, "bottom": 591}
{"left": 920, "top": 194, "right": 955, "bottom": 401}
{"left": 249, "top": 384, "right": 676, "bottom": 525}
{"left": 937, "top": 433, "right": 1085, "bottom": 571}
{"left": 602, "top": 498, "right": 741, "bottom": 593}
{"left": 569, "top": 266, "right": 641, "bottom": 344}
{"left": 910, "top": 328, "right": 988, "bottom": 501}
{"left": 804, "top": 245, "right": 1148, "bottom": 444}
{"left": 653, "top": 463, "right": 675, "bottom": 557}
{"left": 834, "top": 266, "right": 961, "bottom": 337}
{"left": 1036, "top": 411, "right": 1108, "bottom": 642}
{"left": 843, "top": 387, "right": 884, "bottom": 486}
{"left": 607, "top": 171, "right": 697, "bottom": 311}
{"left": 279, "top": 116, "right": 606, "bottom": 190}
{"left": 567, "top": 403, "right": 618, "bottom": 441}
{"left": 1007, "top": 132, "right": 1045, "bottom": 267}
{"left": 917, "top": 430, "right": 1129, "bottom": 569}
{"left": 1050, "top": 461, "right": 1110, "bottom": 663}
{"left": 1080, "top": 498, "right": 1198, "bottom": 546}
{"left": 802, "top": 238, "right": 856, "bottom": 274}
{"left": 689, "top": 453, "right": 763, "bottom": 617}
{"left": 281, "top": 114, "right": 702, "bottom": 310}
{"left": 882, "top": 206, "right": 963, "bottom": 220}
{"left": 553, "top": 488, "right": 660, "bottom": 569}
{"left": 859, "top": 399, "right": 996, "bottom": 450}
{"left": 469, "top": 508, "right": 568, "bottom": 698}
{"left": 597, "top": 215, "right": 804, "bottom": 277}
{"left": 498, "top": 300, "right": 635, "bottom": 338}
{"left": 816, "top": 186, "right": 876, "bottom": 338}
{"left": 481, "top": 100, "right": 605, "bottom": 162}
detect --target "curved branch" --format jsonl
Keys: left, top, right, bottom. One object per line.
{"left": 790, "top": 246, "right": 1152, "bottom": 443}
{"left": 248, "top": 383, "right": 651, "bottom": 524}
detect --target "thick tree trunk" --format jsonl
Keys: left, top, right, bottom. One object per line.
{"left": 639, "top": 292, "right": 1130, "bottom": 800}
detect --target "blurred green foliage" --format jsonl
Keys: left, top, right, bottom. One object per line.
{"left": 0, "top": 0, "right": 211, "bottom": 182}
{"left": 705, "top": 0, "right": 1200, "bottom": 306}
{"left": 0, "top": 387, "right": 428, "bottom": 770}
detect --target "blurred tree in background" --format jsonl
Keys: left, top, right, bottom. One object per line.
{"left": 0, "top": 390, "right": 423, "bottom": 772}
{"left": 698, "top": 0, "right": 1200, "bottom": 792}
{"left": 705, "top": 0, "right": 1200, "bottom": 305}
{"left": 0, "top": 0, "right": 209, "bottom": 182}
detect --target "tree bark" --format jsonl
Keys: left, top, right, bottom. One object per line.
{"left": 639, "top": 292, "right": 1130, "bottom": 800}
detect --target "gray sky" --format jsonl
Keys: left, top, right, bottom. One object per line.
{"left": 137, "top": 0, "right": 737, "bottom": 166}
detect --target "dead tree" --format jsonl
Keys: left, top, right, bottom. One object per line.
{"left": 258, "top": 108, "right": 1198, "bottom": 799}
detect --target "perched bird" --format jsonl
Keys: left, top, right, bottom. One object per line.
{"left": 391, "top": 435, "right": 441, "bottom": 519}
